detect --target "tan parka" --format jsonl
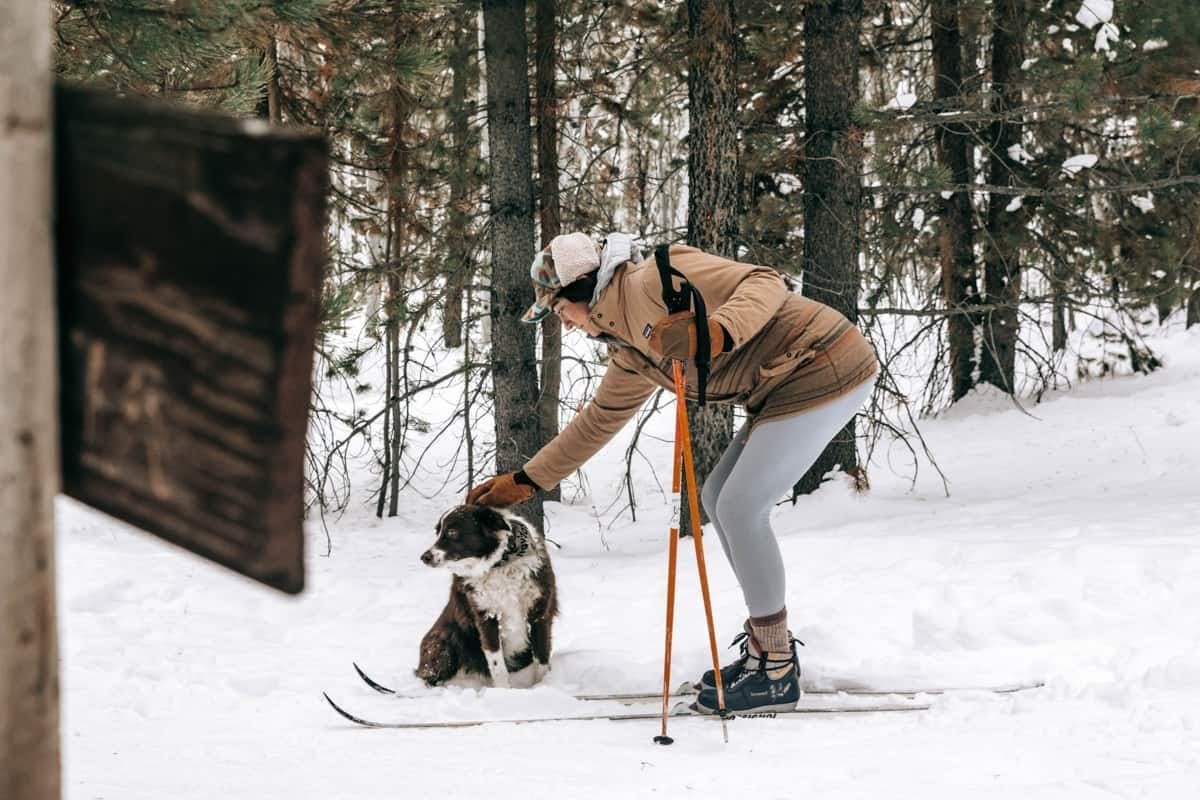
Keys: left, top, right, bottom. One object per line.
{"left": 523, "top": 245, "right": 877, "bottom": 491}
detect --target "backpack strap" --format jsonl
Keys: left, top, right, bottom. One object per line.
{"left": 654, "top": 245, "right": 710, "bottom": 406}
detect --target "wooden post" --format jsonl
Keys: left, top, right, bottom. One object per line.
{"left": 0, "top": 0, "right": 61, "bottom": 796}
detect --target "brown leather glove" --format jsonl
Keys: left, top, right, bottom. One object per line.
{"left": 647, "top": 311, "right": 729, "bottom": 361}
{"left": 466, "top": 471, "right": 538, "bottom": 507}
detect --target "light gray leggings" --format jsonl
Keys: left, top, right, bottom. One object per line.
{"left": 700, "top": 378, "right": 875, "bottom": 618}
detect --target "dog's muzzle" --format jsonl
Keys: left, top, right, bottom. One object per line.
{"left": 420, "top": 547, "right": 444, "bottom": 567}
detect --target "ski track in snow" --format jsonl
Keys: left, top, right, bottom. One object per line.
{"left": 59, "top": 327, "right": 1200, "bottom": 799}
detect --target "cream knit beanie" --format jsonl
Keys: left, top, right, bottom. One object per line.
{"left": 548, "top": 232, "right": 600, "bottom": 286}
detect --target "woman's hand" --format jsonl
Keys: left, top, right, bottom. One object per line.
{"left": 647, "top": 311, "right": 729, "bottom": 361}
{"left": 466, "top": 471, "right": 538, "bottom": 507}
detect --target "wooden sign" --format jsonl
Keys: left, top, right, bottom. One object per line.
{"left": 54, "top": 85, "right": 327, "bottom": 594}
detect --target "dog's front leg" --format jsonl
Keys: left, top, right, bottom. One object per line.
{"left": 476, "top": 615, "right": 510, "bottom": 689}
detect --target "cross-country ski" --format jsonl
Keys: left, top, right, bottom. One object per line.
{"left": 348, "top": 662, "right": 1044, "bottom": 703}
{"left": 321, "top": 692, "right": 933, "bottom": 730}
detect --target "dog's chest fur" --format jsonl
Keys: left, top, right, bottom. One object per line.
{"left": 461, "top": 521, "right": 543, "bottom": 654}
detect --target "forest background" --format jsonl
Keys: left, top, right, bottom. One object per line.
{"left": 53, "top": 0, "right": 1200, "bottom": 530}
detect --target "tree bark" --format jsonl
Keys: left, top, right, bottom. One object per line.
{"left": 795, "top": 0, "right": 864, "bottom": 497}
{"left": 483, "top": 0, "right": 543, "bottom": 527}
{"left": 535, "top": 0, "right": 562, "bottom": 502}
{"left": 978, "top": 0, "right": 1026, "bottom": 393}
{"left": 0, "top": 0, "right": 61, "bottom": 795}
{"left": 378, "top": 1, "right": 411, "bottom": 518}
{"left": 443, "top": 1, "right": 475, "bottom": 350}
{"left": 683, "top": 0, "right": 740, "bottom": 535}
{"left": 932, "top": 0, "right": 978, "bottom": 402}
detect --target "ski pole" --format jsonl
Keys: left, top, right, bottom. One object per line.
{"left": 673, "top": 360, "right": 729, "bottom": 743}
{"left": 653, "top": 392, "right": 684, "bottom": 746}
{"left": 655, "top": 360, "right": 730, "bottom": 745}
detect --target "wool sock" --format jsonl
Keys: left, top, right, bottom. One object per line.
{"left": 748, "top": 608, "right": 794, "bottom": 680}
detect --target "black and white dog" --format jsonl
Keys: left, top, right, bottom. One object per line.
{"left": 416, "top": 505, "right": 557, "bottom": 689}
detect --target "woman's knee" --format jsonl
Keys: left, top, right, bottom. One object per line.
{"left": 712, "top": 484, "right": 769, "bottom": 536}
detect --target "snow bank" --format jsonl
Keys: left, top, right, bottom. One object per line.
{"left": 56, "top": 324, "right": 1200, "bottom": 799}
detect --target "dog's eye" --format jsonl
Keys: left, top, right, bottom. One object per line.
{"left": 445, "top": 529, "right": 459, "bottom": 538}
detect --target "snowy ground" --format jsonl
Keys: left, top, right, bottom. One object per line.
{"left": 58, "top": 326, "right": 1200, "bottom": 799}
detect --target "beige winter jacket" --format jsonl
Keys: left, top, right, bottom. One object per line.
{"left": 523, "top": 245, "right": 878, "bottom": 491}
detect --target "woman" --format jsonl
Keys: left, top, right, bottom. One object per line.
{"left": 467, "top": 231, "right": 877, "bottom": 713}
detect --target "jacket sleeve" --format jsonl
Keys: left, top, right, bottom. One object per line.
{"left": 522, "top": 351, "right": 658, "bottom": 491}
{"left": 704, "top": 262, "right": 789, "bottom": 352}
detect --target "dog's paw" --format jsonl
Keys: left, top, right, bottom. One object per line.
{"left": 507, "top": 662, "right": 540, "bottom": 689}
{"left": 486, "top": 652, "right": 512, "bottom": 689}
{"left": 532, "top": 660, "right": 550, "bottom": 684}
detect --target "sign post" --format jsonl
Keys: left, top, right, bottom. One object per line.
{"left": 3, "top": 9, "right": 326, "bottom": 798}
{"left": 1, "top": 2, "right": 60, "bottom": 798}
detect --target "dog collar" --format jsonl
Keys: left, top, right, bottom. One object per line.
{"left": 497, "top": 520, "right": 533, "bottom": 565}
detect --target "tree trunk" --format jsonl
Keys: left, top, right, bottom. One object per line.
{"left": 794, "top": 0, "right": 864, "bottom": 497}
{"left": 932, "top": 0, "right": 978, "bottom": 402}
{"left": 1052, "top": 257, "right": 1069, "bottom": 351}
{"left": 483, "top": 0, "right": 543, "bottom": 527}
{"left": 443, "top": 2, "right": 475, "bottom": 350}
{"left": 535, "top": 0, "right": 562, "bottom": 502}
{"left": 0, "top": 1, "right": 61, "bottom": 796}
{"left": 683, "top": 0, "right": 740, "bottom": 536}
{"left": 1188, "top": 282, "right": 1199, "bottom": 329}
{"left": 978, "top": 0, "right": 1026, "bottom": 393}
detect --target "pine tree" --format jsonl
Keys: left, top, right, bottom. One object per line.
{"left": 683, "top": 0, "right": 739, "bottom": 533}
{"left": 535, "top": 0, "right": 563, "bottom": 502}
{"left": 795, "top": 0, "right": 866, "bottom": 495}
{"left": 482, "top": 0, "right": 543, "bottom": 526}
{"left": 977, "top": 0, "right": 1026, "bottom": 392}
{"left": 932, "top": 0, "right": 980, "bottom": 401}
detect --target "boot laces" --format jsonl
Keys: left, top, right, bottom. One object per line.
{"left": 726, "top": 631, "right": 806, "bottom": 680}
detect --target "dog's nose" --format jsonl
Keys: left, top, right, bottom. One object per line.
{"left": 420, "top": 550, "right": 434, "bottom": 565}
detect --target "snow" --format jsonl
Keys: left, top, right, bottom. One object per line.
{"left": 1008, "top": 143, "right": 1034, "bottom": 165}
{"left": 1132, "top": 193, "right": 1155, "bottom": 213}
{"left": 1076, "top": 0, "right": 1114, "bottom": 29}
{"left": 56, "top": 325, "right": 1200, "bottom": 798}
{"left": 1095, "top": 22, "right": 1120, "bottom": 54}
{"left": 1144, "top": 39, "right": 1169, "bottom": 52}
{"left": 1062, "top": 153, "right": 1100, "bottom": 175}
{"left": 887, "top": 91, "right": 918, "bottom": 111}
{"left": 911, "top": 207, "right": 926, "bottom": 232}
{"left": 1006, "top": 196, "right": 1023, "bottom": 212}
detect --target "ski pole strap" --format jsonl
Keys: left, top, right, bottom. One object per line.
{"left": 654, "top": 245, "right": 710, "bottom": 406}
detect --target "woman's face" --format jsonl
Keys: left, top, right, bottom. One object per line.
{"left": 552, "top": 298, "right": 602, "bottom": 336}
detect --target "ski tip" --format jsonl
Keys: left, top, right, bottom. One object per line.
{"left": 324, "top": 692, "right": 379, "bottom": 728}
{"left": 352, "top": 662, "right": 396, "bottom": 695}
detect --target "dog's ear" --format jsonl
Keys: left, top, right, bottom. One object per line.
{"left": 473, "top": 506, "right": 510, "bottom": 534}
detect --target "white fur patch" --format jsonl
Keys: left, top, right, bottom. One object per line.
{"left": 467, "top": 561, "right": 537, "bottom": 657}
{"left": 483, "top": 647, "right": 510, "bottom": 688}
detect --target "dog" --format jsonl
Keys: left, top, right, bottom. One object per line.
{"left": 416, "top": 504, "right": 557, "bottom": 689}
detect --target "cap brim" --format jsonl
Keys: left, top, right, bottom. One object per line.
{"left": 521, "top": 303, "right": 551, "bottom": 323}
